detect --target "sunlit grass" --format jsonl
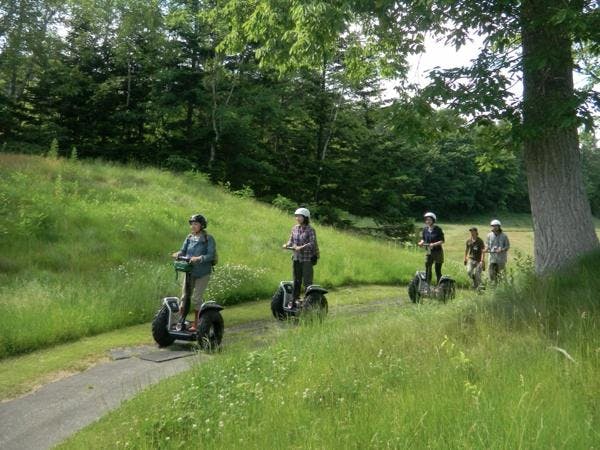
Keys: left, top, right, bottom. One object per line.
{"left": 58, "top": 252, "right": 600, "bottom": 449}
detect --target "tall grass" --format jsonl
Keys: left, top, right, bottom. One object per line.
{"left": 0, "top": 154, "right": 436, "bottom": 357}
{"left": 58, "top": 251, "right": 600, "bottom": 449}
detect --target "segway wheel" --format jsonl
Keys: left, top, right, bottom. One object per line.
{"left": 152, "top": 306, "right": 176, "bottom": 347}
{"left": 408, "top": 276, "right": 420, "bottom": 303}
{"left": 271, "top": 287, "right": 286, "bottom": 321}
{"left": 197, "top": 309, "right": 224, "bottom": 352}
{"left": 302, "top": 293, "right": 328, "bottom": 322}
{"left": 438, "top": 279, "right": 456, "bottom": 303}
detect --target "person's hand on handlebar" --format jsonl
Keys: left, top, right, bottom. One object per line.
{"left": 172, "top": 251, "right": 181, "bottom": 259}
{"left": 190, "top": 256, "right": 203, "bottom": 263}
{"left": 418, "top": 240, "right": 425, "bottom": 247}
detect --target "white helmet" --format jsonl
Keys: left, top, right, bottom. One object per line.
{"left": 490, "top": 219, "right": 501, "bottom": 226}
{"left": 424, "top": 212, "right": 437, "bottom": 221}
{"left": 294, "top": 207, "right": 310, "bottom": 218}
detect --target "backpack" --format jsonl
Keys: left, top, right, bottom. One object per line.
{"left": 204, "top": 233, "right": 218, "bottom": 268}
{"left": 311, "top": 235, "right": 320, "bottom": 266}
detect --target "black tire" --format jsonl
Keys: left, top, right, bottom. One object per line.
{"left": 197, "top": 309, "right": 224, "bottom": 352}
{"left": 408, "top": 276, "right": 420, "bottom": 303}
{"left": 152, "top": 306, "right": 176, "bottom": 347}
{"left": 438, "top": 280, "right": 456, "bottom": 302}
{"left": 303, "top": 293, "right": 328, "bottom": 322}
{"left": 271, "top": 287, "right": 286, "bottom": 320}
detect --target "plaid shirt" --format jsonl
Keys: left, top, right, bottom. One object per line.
{"left": 286, "top": 224, "right": 317, "bottom": 262}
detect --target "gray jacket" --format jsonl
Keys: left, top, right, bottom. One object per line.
{"left": 486, "top": 231, "right": 510, "bottom": 265}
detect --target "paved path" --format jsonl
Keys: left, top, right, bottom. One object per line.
{"left": 0, "top": 348, "right": 206, "bottom": 450}
{"left": 0, "top": 297, "right": 404, "bottom": 450}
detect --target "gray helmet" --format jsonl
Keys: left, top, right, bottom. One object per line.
{"left": 189, "top": 214, "right": 207, "bottom": 228}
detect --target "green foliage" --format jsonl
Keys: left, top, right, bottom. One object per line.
{"left": 47, "top": 138, "right": 59, "bottom": 159}
{"left": 271, "top": 194, "right": 296, "bottom": 213}
{"left": 1, "top": 0, "right": 597, "bottom": 266}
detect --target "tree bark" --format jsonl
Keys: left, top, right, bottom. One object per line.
{"left": 521, "top": 0, "right": 599, "bottom": 273}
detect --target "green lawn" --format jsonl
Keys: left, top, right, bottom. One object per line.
{"left": 58, "top": 251, "right": 600, "bottom": 449}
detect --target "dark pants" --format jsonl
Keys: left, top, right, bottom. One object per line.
{"left": 293, "top": 260, "right": 314, "bottom": 299}
{"left": 425, "top": 253, "right": 443, "bottom": 285}
{"left": 489, "top": 262, "right": 506, "bottom": 283}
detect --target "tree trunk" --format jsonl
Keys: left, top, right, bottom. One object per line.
{"left": 521, "top": 0, "right": 599, "bottom": 273}
{"left": 209, "top": 66, "right": 219, "bottom": 169}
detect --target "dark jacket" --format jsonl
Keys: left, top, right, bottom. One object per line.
{"left": 422, "top": 225, "right": 445, "bottom": 252}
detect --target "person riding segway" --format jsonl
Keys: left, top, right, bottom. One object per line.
{"left": 272, "top": 207, "right": 327, "bottom": 320}
{"left": 152, "top": 213, "right": 223, "bottom": 351}
{"left": 282, "top": 207, "right": 318, "bottom": 308}
{"left": 171, "top": 214, "right": 216, "bottom": 332}
{"left": 408, "top": 212, "right": 455, "bottom": 303}
{"left": 418, "top": 212, "right": 445, "bottom": 285}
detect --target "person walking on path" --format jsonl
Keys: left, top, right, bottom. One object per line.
{"left": 172, "top": 213, "right": 216, "bottom": 331}
{"left": 464, "top": 227, "right": 485, "bottom": 289}
{"left": 486, "top": 219, "right": 510, "bottom": 283}
{"left": 418, "top": 212, "right": 445, "bottom": 285}
{"left": 283, "top": 207, "right": 318, "bottom": 304}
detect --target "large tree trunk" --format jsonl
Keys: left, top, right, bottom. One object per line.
{"left": 521, "top": 0, "right": 599, "bottom": 273}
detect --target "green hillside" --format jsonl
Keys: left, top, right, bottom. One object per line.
{"left": 0, "top": 154, "right": 428, "bottom": 358}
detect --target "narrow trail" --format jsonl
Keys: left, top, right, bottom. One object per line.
{"left": 0, "top": 297, "right": 405, "bottom": 450}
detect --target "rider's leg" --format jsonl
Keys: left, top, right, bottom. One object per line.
{"left": 189, "top": 275, "right": 211, "bottom": 331}
{"left": 435, "top": 262, "right": 442, "bottom": 284}
{"left": 424, "top": 255, "right": 433, "bottom": 284}
{"left": 489, "top": 263, "right": 498, "bottom": 283}
{"left": 179, "top": 273, "right": 192, "bottom": 325}
{"left": 292, "top": 260, "right": 302, "bottom": 300}
{"left": 474, "top": 263, "right": 482, "bottom": 288}
{"left": 302, "top": 261, "right": 314, "bottom": 294}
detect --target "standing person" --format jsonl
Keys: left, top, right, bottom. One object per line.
{"left": 172, "top": 214, "right": 216, "bottom": 331}
{"left": 418, "top": 212, "right": 445, "bottom": 285}
{"left": 283, "top": 207, "right": 317, "bottom": 304}
{"left": 464, "top": 227, "right": 485, "bottom": 289}
{"left": 486, "top": 219, "right": 510, "bottom": 283}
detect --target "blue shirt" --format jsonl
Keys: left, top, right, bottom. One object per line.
{"left": 180, "top": 232, "right": 216, "bottom": 278}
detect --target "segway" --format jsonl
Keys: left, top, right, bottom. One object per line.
{"left": 271, "top": 281, "right": 328, "bottom": 321}
{"left": 408, "top": 244, "right": 456, "bottom": 303}
{"left": 152, "top": 256, "right": 224, "bottom": 351}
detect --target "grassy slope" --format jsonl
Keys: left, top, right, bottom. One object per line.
{"left": 59, "top": 251, "right": 600, "bottom": 450}
{"left": 0, "top": 154, "right": 426, "bottom": 358}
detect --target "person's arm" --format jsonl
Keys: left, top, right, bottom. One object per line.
{"left": 201, "top": 235, "right": 216, "bottom": 263}
{"left": 173, "top": 237, "right": 189, "bottom": 258}
{"left": 464, "top": 241, "right": 469, "bottom": 264}
{"left": 431, "top": 227, "right": 445, "bottom": 248}
{"left": 283, "top": 228, "right": 294, "bottom": 248}
{"left": 301, "top": 227, "right": 315, "bottom": 250}
{"left": 418, "top": 228, "right": 425, "bottom": 246}
{"left": 503, "top": 235, "right": 510, "bottom": 252}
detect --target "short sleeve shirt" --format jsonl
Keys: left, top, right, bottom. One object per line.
{"left": 465, "top": 237, "right": 485, "bottom": 261}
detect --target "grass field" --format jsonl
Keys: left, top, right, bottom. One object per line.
{"left": 58, "top": 251, "right": 600, "bottom": 449}
{"left": 1, "top": 154, "right": 429, "bottom": 358}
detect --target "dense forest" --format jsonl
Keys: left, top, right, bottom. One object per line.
{"left": 1, "top": 0, "right": 598, "bottom": 230}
